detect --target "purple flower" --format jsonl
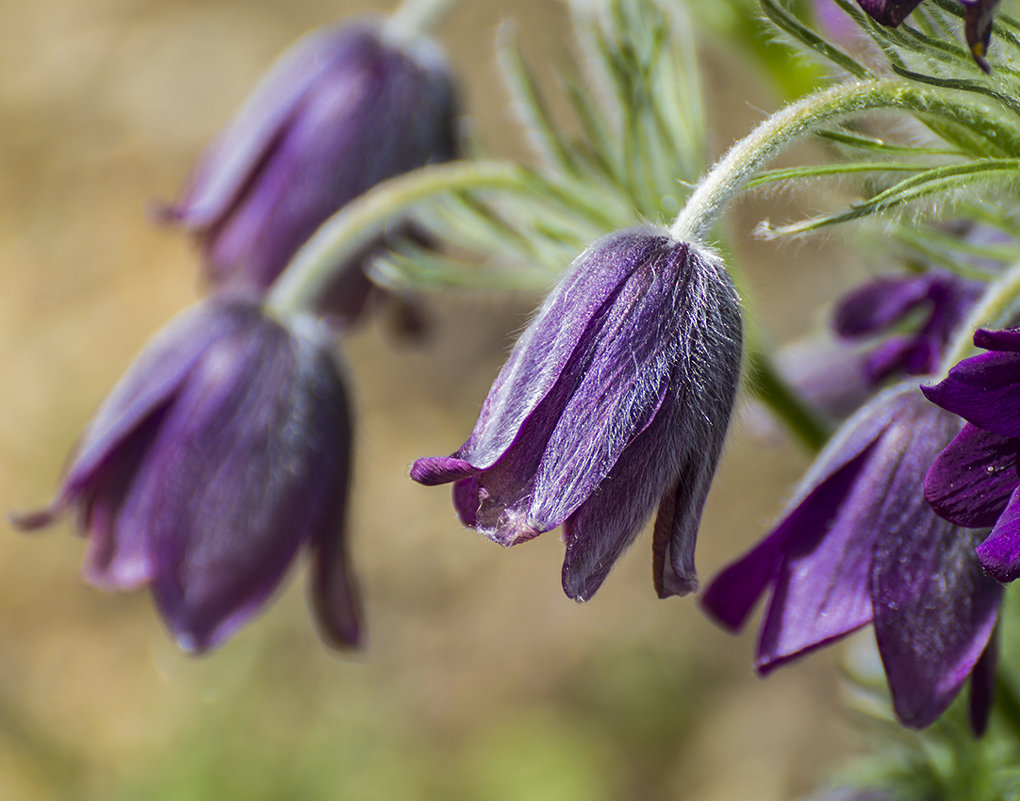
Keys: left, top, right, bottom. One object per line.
{"left": 924, "top": 328, "right": 1020, "bottom": 583}
{"left": 849, "top": 0, "right": 1002, "bottom": 70}
{"left": 410, "top": 228, "right": 742, "bottom": 601}
{"left": 702, "top": 385, "right": 1001, "bottom": 729}
{"left": 13, "top": 297, "right": 359, "bottom": 652}
{"left": 833, "top": 271, "right": 980, "bottom": 386}
{"left": 160, "top": 20, "right": 457, "bottom": 322}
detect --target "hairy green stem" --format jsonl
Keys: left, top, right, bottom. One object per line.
{"left": 670, "top": 80, "right": 937, "bottom": 242}
{"left": 266, "top": 161, "right": 525, "bottom": 317}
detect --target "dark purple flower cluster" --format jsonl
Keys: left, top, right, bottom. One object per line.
{"left": 20, "top": 17, "right": 459, "bottom": 651}
{"left": 702, "top": 385, "right": 1001, "bottom": 730}
{"left": 412, "top": 228, "right": 743, "bottom": 601}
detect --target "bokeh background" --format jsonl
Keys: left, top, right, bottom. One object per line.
{"left": 1, "top": 0, "right": 871, "bottom": 798}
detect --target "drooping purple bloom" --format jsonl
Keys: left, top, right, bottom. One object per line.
{"left": 702, "top": 384, "right": 1002, "bottom": 729}
{"left": 411, "top": 228, "right": 742, "bottom": 601}
{"left": 13, "top": 298, "right": 359, "bottom": 652}
{"left": 849, "top": 0, "right": 1002, "bottom": 70}
{"left": 833, "top": 271, "right": 981, "bottom": 386}
{"left": 924, "top": 327, "right": 1020, "bottom": 583}
{"left": 160, "top": 20, "right": 457, "bottom": 322}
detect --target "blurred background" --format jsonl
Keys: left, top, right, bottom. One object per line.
{"left": 0, "top": 0, "right": 871, "bottom": 798}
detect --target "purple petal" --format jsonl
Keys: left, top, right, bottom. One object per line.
{"left": 457, "top": 230, "right": 667, "bottom": 473}
{"left": 874, "top": 520, "right": 1001, "bottom": 728}
{"left": 964, "top": 0, "right": 1001, "bottom": 72}
{"left": 922, "top": 349, "right": 1020, "bottom": 438}
{"left": 410, "top": 456, "right": 476, "bottom": 486}
{"left": 863, "top": 336, "right": 932, "bottom": 385}
{"left": 871, "top": 402, "right": 1001, "bottom": 729}
{"left": 834, "top": 275, "right": 932, "bottom": 338}
{"left": 924, "top": 423, "right": 1019, "bottom": 527}
{"left": 974, "top": 327, "right": 1020, "bottom": 352}
{"left": 700, "top": 446, "right": 873, "bottom": 631}
{"left": 976, "top": 486, "right": 1020, "bottom": 582}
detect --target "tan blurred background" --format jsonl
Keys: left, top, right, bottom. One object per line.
{"left": 0, "top": 0, "right": 868, "bottom": 799}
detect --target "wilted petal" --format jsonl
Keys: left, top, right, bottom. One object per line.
{"left": 975, "top": 486, "right": 1020, "bottom": 582}
{"left": 924, "top": 423, "right": 1019, "bottom": 527}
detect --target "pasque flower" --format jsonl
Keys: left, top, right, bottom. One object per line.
{"left": 924, "top": 328, "right": 1020, "bottom": 583}
{"left": 702, "top": 384, "right": 1001, "bottom": 729}
{"left": 851, "top": 0, "right": 1002, "bottom": 70}
{"left": 160, "top": 20, "right": 458, "bottom": 322}
{"left": 13, "top": 297, "right": 359, "bottom": 652}
{"left": 411, "top": 227, "right": 742, "bottom": 601}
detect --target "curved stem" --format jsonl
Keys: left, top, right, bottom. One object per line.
{"left": 266, "top": 161, "right": 525, "bottom": 317}
{"left": 670, "top": 80, "right": 933, "bottom": 243}
{"left": 938, "top": 259, "right": 1020, "bottom": 375}
{"left": 385, "top": 0, "right": 463, "bottom": 40}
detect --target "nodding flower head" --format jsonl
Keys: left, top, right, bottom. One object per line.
{"left": 160, "top": 20, "right": 458, "bottom": 324}
{"left": 702, "top": 384, "right": 1001, "bottom": 731}
{"left": 13, "top": 298, "right": 359, "bottom": 653}
{"left": 411, "top": 227, "right": 743, "bottom": 602}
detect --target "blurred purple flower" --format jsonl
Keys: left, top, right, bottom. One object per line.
{"left": 13, "top": 298, "right": 359, "bottom": 652}
{"left": 833, "top": 271, "right": 981, "bottom": 386}
{"left": 411, "top": 228, "right": 742, "bottom": 601}
{"left": 160, "top": 20, "right": 458, "bottom": 323}
{"left": 702, "top": 384, "right": 1001, "bottom": 729}
{"left": 847, "top": 0, "right": 1001, "bottom": 70}
{"left": 924, "top": 327, "right": 1020, "bottom": 583}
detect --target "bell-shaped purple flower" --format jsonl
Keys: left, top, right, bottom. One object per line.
{"left": 702, "top": 384, "right": 1002, "bottom": 729}
{"left": 13, "top": 297, "right": 359, "bottom": 652}
{"left": 411, "top": 227, "right": 743, "bottom": 601}
{"left": 850, "top": 0, "right": 1001, "bottom": 70}
{"left": 833, "top": 271, "right": 981, "bottom": 386}
{"left": 924, "top": 328, "right": 1020, "bottom": 583}
{"left": 160, "top": 20, "right": 457, "bottom": 322}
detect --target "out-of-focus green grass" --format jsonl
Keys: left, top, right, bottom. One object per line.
{"left": 0, "top": 1, "right": 863, "bottom": 799}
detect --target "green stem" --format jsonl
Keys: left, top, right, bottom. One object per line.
{"left": 266, "top": 161, "right": 525, "bottom": 317}
{"left": 995, "top": 672, "right": 1020, "bottom": 742}
{"left": 670, "top": 79, "right": 936, "bottom": 243}
{"left": 937, "top": 259, "right": 1020, "bottom": 375}
{"left": 745, "top": 348, "right": 832, "bottom": 453}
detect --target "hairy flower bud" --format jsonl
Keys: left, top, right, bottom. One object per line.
{"left": 160, "top": 20, "right": 458, "bottom": 322}
{"left": 412, "top": 227, "right": 742, "bottom": 601}
{"left": 14, "top": 298, "right": 358, "bottom": 652}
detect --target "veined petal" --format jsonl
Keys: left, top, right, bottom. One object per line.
{"left": 922, "top": 349, "right": 1020, "bottom": 438}
{"left": 457, "top": 229, "right": 667, "bottom": 471}
{"left": 976, "top": 486, "right": 1020, "bottom": 582}
{"left": 700, "top": 446, "right": 873, "bottom": 630}
{"left": 924, "top": 423, "right": 1018, "bottom": 527}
